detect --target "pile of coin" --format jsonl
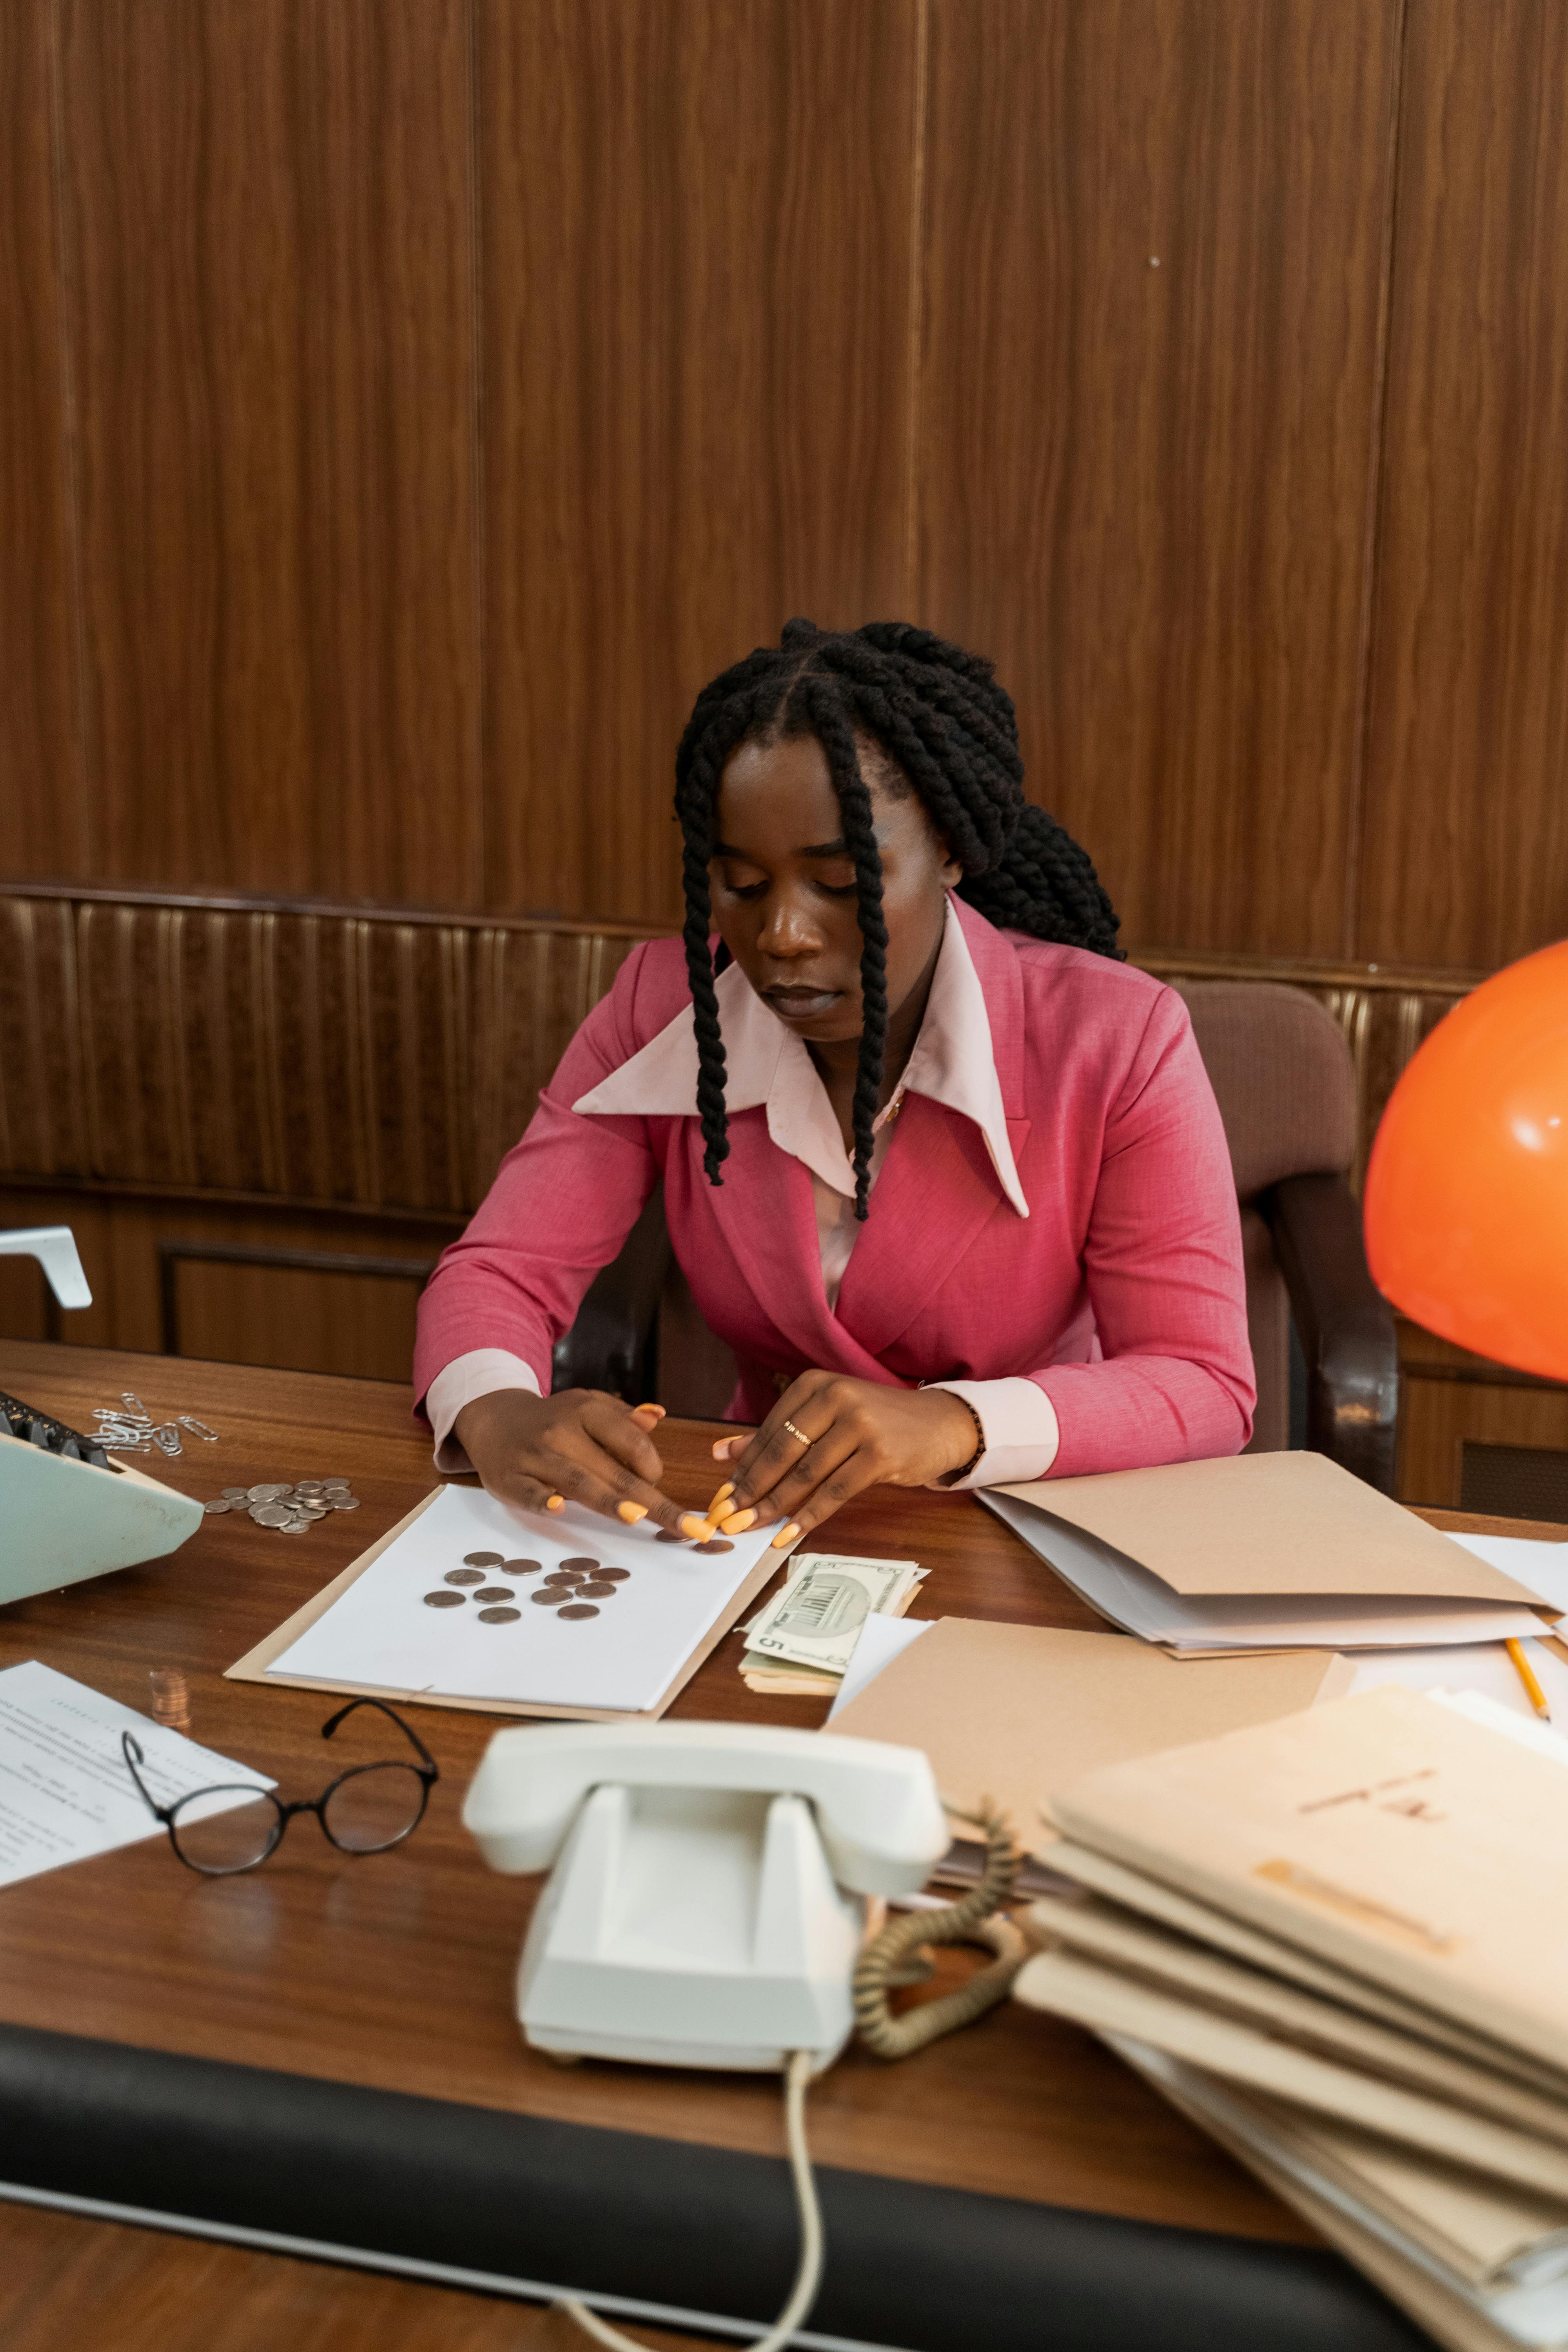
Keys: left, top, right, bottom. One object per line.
{"left": 423, "top": 1551, "right": 629, "bottom": 1624}
{"left": 202, "top": 1479, "right": 361, "bottom": 1532}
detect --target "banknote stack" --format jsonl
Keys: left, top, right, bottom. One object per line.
{"left": 740, "top": 1552, "right": 926, "bottom": 1697}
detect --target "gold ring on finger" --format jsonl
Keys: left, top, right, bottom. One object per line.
{"left": 781, "top": 1419, "right": 811, "bottom": 1446}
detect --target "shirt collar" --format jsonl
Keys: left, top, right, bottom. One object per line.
{"left": 572, "top": 897, "right": 1028, "bottom": 1216}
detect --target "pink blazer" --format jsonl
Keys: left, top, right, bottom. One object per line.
{"left": 414, "top": 900, "right": 1254, "bottom": 1477}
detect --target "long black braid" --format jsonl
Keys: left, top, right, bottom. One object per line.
{"left": 673, "top": 618, "right": 1122, "bottom": 1218}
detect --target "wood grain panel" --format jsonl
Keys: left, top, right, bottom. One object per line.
{"left": 0, "top": 0, "right": 83, "bottom": 874}
{"left": 916, "top": 0, "right": 1401, "bottom": 959}
{"left": 0, "top": 2202, "right": 715, "bottom": 2352}
{"left": 479, "top": 0, "right": 919, "bottom": 924}
{"left": 55, "top": 0, "right": 481, "bottom": 906}
{"left": 1357, "top": 0, "right": 1568, "bottom": 968}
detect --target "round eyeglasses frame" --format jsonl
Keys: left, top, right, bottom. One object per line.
{"left": 122, "top": 1696, "right": 439, "bottom": 1876}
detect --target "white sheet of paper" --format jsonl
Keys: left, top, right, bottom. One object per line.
{"left": 269, "top": 1484, "right": 785, "bottom": 1713}
{"left": 1445, "top": 1531, "right": 1568, "bottom": 1615}
{"left": 827, "top": 1613, "right": 933, "bottom": 1721}
{"left": 1348, "top": 1636, "right": 1568, "bottom": 1728}
{"left": 0, "top": 1659, "right": 274, "bottom": 1889}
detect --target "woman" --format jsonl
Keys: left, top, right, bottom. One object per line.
{"left": 415, "top": 620, "right": 1252, "bottom": 1545}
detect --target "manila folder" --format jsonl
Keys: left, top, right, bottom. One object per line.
{"left": 1048, "top": 1684, "right": 1568, "bottom": 2073}
{"left": 828, "top": 1619, "right": 1350, "bottom": 1855}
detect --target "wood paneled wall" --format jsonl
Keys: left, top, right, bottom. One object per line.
{"left": 4, "top": 0, "right": 1566, "bottom": 962}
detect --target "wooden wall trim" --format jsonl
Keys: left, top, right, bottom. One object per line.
{"left": 157, "top": 1239, "right": 437, "bottom": 1356}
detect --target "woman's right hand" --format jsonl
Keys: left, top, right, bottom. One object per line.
{"left": 452, "top": 1388, "right": 711, "bottom": 1539}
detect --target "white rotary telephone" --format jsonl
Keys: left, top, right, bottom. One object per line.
{"left": 463, "top": 1718, "right": 949, "bottom": 2073}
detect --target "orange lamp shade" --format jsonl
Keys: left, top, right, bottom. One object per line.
{"left": 1363, "top": 938, "right": 1568, "bottom": 1381}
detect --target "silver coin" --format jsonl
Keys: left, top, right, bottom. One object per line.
{"left": 221, "top": 1487, "right": 251, "bottom": 1502}
{"left": 321, "top": 1475, "right": 351, "bottom": 1487}
{"left": 249, "top": 1483, "right": 289, "bottom": 1503}
{"left": 478, "top": 1605, "right": 521, "bottom": 1624}
{"left": 202, "top": 1497, "right": 232, "bottom": 1515}
{"left": 321, "top": 1481, "right": 352, "bottom": 1494}
{"left": 279, "top": 1516, "right": 312, "bottom": 1533}
{"left": 253, "top": 1503, "right": 292, "bottom": 1528}
{"left": 293, "top": 1480, "right": 326, "bottom": 1496}
{"left": 329, "top": 1495, "right": 360, "bottom": 1510}
{"left": 292, "top": 1501, "right": 328, "bottom": 1520}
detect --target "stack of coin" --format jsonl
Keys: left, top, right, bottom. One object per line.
{"left": 201, "top": 1478, "right": 361, "bottom": 1532}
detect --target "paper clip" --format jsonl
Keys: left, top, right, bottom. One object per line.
{"left": 177, "top": 1416, "right": 220, "bottom": 1442}
{"left": 120, "top": 1394, "right": 153, "bottom": 1425}
{"left": 151, "top": 1423, "right": 183, "bottom": 1456}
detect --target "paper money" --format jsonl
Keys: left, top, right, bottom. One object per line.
{"left": 743, "top": 1553, "right": 922, "bottom": 1676}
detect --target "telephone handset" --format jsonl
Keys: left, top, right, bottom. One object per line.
{"left": 463, "top": 1719, "right": 949, "bottom": 2073}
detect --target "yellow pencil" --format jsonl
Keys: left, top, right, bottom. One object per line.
{"left": 1505, "top": 1637, "right": 1552, "bottom": 1721}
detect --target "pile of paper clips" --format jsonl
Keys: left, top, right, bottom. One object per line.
{"left": 91, "top": 1393, "right": 220, "bottom": 1459}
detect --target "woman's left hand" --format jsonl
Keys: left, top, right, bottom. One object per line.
{"left": 702, "top": 1372, "right": 980, "bottom": 1545}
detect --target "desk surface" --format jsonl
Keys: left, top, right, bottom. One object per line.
{"left": 3, "top": 1339, "right": 1561, "bottom": 2350}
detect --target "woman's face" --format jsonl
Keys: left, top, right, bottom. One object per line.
{"left": 710, "top": 731, "right": 961, "bottom": 1045}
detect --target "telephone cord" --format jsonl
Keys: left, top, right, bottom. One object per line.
{"left": 555, "top": 2045, "right": 823, "bottom": 2352}
{"left": 852, "top": 1797, "right": 1029, "bottom": 2060}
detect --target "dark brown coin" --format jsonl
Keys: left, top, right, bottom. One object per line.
{"left": 595, "top": 1567, "right": 631, "bottom": 1583}
{"left": 445, "top": 1568, "right": 486, "bottom": 1587}
{"left": 575, "top": 1581, "right": 617, "bottom": 1600}
{"left": 693, "top": 1539, "right": 734, "bottom": 1554}
{"left": 478, "top": 1605, "right": 521, "bottom": 1624}
{"left": 559, "top": 1557, "right": 599, "bottom": 1573}
{"left": 543, "top": 1568, "right": 586, "bottom": 1586}
{"left": 654, "top": 1529, "right": 686, "bottom": 1544}
{"left": 557, "top": 1603, "right": 599, "bottom": 1621}
{"left": 502, "top": 1559, "right": 543, "bottom": 1575}
{"left": 531, "top": 1589, "right": 564, "bottom": 1605}
{"left": 424, "top": 1591, "right": 465, "bottom": 1608}
{"left": 475, "top": 1586, "right": 515, "bottom": 1604}
{"left": 463, "top": 1551, "right": 504, "bottom": 1568}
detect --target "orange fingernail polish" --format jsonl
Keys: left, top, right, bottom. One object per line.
{"left": 706, "top": 1481, "right": 735, "bottom": 1514}
{"left": 617, "top": 1502, "right": 648, "bottom": 1523}
{"left": 772, "top": 1523, "right": 802, "bottom": 1549}
{"left": 679, "top": 1514, "right": 710, "bottom": 1541}
{"left": 546, "top": 1495, "right": 565, "bottom": 1512}
{"left": 720, "top": 1508, "right": 757, "bottom": 1535}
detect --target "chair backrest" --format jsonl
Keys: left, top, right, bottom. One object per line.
{"left": 1175, "top": 982, "right": 1360, "bottom": 1452}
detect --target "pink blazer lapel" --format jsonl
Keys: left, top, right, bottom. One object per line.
{"left": 699, "top": 1110, "right": 887, "bottom": 1379}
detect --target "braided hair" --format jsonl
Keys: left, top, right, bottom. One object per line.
{"left": 673, "top": 618, "right": 1122, "bottom": 1219}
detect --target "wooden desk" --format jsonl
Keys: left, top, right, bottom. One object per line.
{"left": 4, "top": 1342, "right": 1555, "bottom": 2352}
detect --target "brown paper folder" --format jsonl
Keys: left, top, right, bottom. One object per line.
{"left": 226, "top": 1487, "right": 784, "bottom": 1723}
{"left": 828, "top": 1619, "right": 1351, "bottom": 1853}
{"left": 996, "top": 1450, "right": 1553, "bottom": 1608}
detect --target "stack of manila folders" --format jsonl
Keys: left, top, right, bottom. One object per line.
{"left": 1014, "top": 1682, "right": 1568, "bottom": 2352}
{"left": 979, "top": 1452, "right": 1562, "bottom": 1655}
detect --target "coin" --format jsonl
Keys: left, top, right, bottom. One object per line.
{"left": 321, "top": 1475, "right": 350, "bottom": 1486}
{"left": 502, "top": 1559, "right": 543, "bottom": 1575}
{"left": 557, "top": 1603, "right": 599, "bottom": 1621}
{"left": 530, "top": 1589, "right": 563, "bottom": 1606}
{"left": 654, "top": 1529, "right": 686, "bottom": 1544}
{"left": 279, "top": 1516, "right": 312, "bottom": 1533}
{"left": 463, "top": 1551, "right": 503, "bottom": 1567}
{"left": 424, "top": 1591, "right": 465, "bottom": 1608}
{"left": 693, "top": 1539, "right": 734, "bottom": 1554}
{"left": 221, "top": 1487, "right": 250, "bottom": 1502}
{"left": 254, "top": 1503, "right": 292, "bottom": 1528}
{"left": 249, "top": 1483, "right": 289, "bottom": 1503}
{"left": 478, "top": 1606, "right": 521, "bottom": 1624}
{"left": 293, "top": 1481, "right": 326, "bottom": 1497}
{"left": 445, "top": 1568, "right": 486, "bottom": 1587}
{"left": 202, "top": 1497, "right": 231, "bottom": 1515}
{"left": 290, "top": 1502, "right": 327, "bottom": 1521}
{"left": 575, "top": 1581, "right": 617, "bottom": 1600}
{"left": 328, "top": 1495, "right": 360, "bottom": 1510}
{"left": 475, "top": 1586, "right": 515, "bottom": 1603}
{"left": 559, "top": 1557, "right": 599, "bottom": 1573}
{"left": 594, "top": 1568, "right": 630, "bottom": 1583}
{"left": 542, "top": 1571, "right": 584, "bottom": 1587}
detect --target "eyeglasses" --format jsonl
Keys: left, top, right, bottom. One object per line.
{"left": 122, "top": 1698, "right": 439, "bottom": 1877}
